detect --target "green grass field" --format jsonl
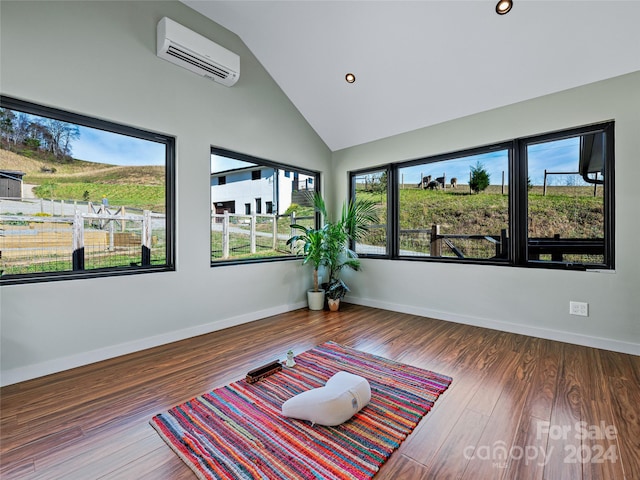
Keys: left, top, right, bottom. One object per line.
{"left": 358, "top": 184, "right": 603, "bottom": 237}
{"left": 1, "top": 148, "right": 165, "bottom": 211}
{"left": 356, "top": 184, "right": 604, "bottom": 259}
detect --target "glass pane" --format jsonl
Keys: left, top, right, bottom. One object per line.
{"left": 0, "top": 107, "right": 168, "bottom": 276}
{"left": 210, "top": 152, "right": 316, "bottom": 261}
{"left": 397, "top": 150, "right": 509, "bottom": 260}
{"left": 526, "top": 134, "right": 605, "bottom": 265}
{"left": 352, "top": 170, "right": 387, "bottom": 255}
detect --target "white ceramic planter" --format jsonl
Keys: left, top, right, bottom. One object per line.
{"left": 307, "top": 289, "right": 325, "bottom": 310}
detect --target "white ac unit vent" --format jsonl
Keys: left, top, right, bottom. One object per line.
{"left": 157, "top": 17, "right": 240, "bottom": 87}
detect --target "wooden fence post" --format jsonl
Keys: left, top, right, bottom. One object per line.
{"left": 108, "top": 218, "right": 115, "bottom": 252}
{"left": 121, "top": 206, "right": 126, "bottom": 232}
{"left": 430, "top": 224, "right": 442, "bottom": 257}
{"left": 499, "top": 228, "right": 508, "bottom": 258}
{"left": 543, "top": 169, "right": 548, "bottom": 196}
{"left": 551, "top": 233, "right": 562, "bottom": 262}
{"left": 250, "top": 213, "right": 257, "bottom": 254}
{"left": 142, "top": 210, "right": 152, "bottom": 266}
{"left": 222, "top": 210, "right": 230, "bottom": 259}
{"left": 72, "top": 211, "right": 84, "bottom": 270}
{"left": 272, "top": 214, "right": 278, "bottom": 250}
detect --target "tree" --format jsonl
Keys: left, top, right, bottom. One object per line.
{"left": 0, "top": 108, "right": 15, "bottom": 145}
{"left": 46, "top": 119, "right": 79, "bottom": 159}
{"left": 0, "top": 108, "right": 80, "bottom": 160}
{"left": 470, "top": 161, "right": 490, "bottom": 193}
{"left": 13, "top": 113, "right": 32, "bottom": 145}
{"left": 365, "top": 172, "right": 387, "bottom": 194}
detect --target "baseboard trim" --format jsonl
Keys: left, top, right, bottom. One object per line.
{"left": 4, "top": 298, "right": 636, "bottom": 387}
{"left": 1, "top": 301, "right": 307, "bottom": 387}
{"left": 346, "top": 297, "right": 640, "bottom": 356}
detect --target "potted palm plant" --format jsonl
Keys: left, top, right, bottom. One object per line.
{"left": 289, "top": 192, "right": 378, "bottom": 311}
{"left": 286, "top": 219, "right": 328, "bottom": 310}
{"left": 323, "top": 195, "right": 378, "bottom": 310}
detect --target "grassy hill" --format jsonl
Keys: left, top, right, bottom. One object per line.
{"left": 1, "top": 148, "right": 112, "bottom": 175}
{"left": 358, "top": 184, "right": 604, "bottom": 253}
{"left": 1, "top": 148, "right": 165, "bottom": 211}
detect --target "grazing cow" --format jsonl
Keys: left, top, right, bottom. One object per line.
{"left": 426, "top": 180, "right": 440, "bottom": 190}
{"left": 419, "top": 175, "right": 432, "bottom": 189}
{"left": 435, "top": 176, "right": 445, "bottom": 185}
{"left": 450, "top": 177, "right": 458, "bottom": 188}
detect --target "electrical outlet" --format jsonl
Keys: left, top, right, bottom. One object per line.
{"left": 569, "top": 301, "right": 589, "bottom": 317}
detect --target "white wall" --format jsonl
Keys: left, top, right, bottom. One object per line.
{"left": 0, "top": 0, "right": 332, "bottom": 385}
{"left": 333, "top": 71, "right": 640, "bottom": 355}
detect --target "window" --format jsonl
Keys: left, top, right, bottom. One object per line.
{"left": 351, "top": 169, "right": 388, "bottom": 255}
{"left": 217, "top": 176, "right": 226, "bottom": 186}
{"left": 396, "top": 146, "right": 510, "bottom": 261}
{"left": 350, "top": 122, "right": 614, "bottom": 270}
{"left": 211, "top": 147, "right": 320, "bottom": 263}
{"left": 520, "top": 124, "right": 613, "bottom": 268}
{"left": 0, "top": 96, "right": 175, "bottom": 284}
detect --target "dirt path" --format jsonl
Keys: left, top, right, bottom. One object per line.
{"left": 22, "top": 183, "right": 38, "bottom": 198}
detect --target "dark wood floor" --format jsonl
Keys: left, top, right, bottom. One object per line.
{"left": 1, "top": 304, "right": 639, "bottom": 480}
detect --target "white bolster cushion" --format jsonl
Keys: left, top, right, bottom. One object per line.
{"left": 281, "top": 371, "right": 371, "bottom": 426}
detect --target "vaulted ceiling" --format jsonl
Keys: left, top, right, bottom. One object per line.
{"left": 182, "top": 1, "right": 640, "bottom": 151}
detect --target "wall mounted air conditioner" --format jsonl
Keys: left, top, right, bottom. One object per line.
{"left": 157, "top": 17, "right": 240, "bottom": 87}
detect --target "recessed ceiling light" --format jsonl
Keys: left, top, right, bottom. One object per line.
{"left": 496, "top": 0, "right": 513, "bottom": 15}
{"left": 345, "top": 73, "right": 356, "bottom": 84}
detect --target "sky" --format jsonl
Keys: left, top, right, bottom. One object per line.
{"left": 211, "top": 154, "right": 255, "bottom": 172}
{"left": 527, "top": 137, "right": 582, "bottom": 185}
{"left": 398, "top": 149, "right": 509, "bottom": 187}
{"left": 11, "top": 110, "right": 165, "bottom": 166}
{"left": 397, "top": 137, "right": 585, "bottom": 187}
{"left": 73, "top": 126, "right": 165, "bottom": 166}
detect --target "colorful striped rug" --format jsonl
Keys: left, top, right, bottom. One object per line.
{"left": 150, "top": 341, "right": 452, "bottom": 479}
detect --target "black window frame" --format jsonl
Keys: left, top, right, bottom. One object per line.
{"left": 350, "top": 121, "right": 614, "bottom": 271}
{"left": 349, "top": 166, "right": 393, "bottom": 257}
{"left": 516, "top": 122, "right": 615, "bottom": 270}
{"left": 210, "top": 146, "right": 321, "bottom": 266}
{"left": 0, "top": 95, "right": 176, "bottom": 285}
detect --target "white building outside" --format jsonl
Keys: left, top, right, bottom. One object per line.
{"left": 211, "top": 165, "right": 314, "bottom": 216}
